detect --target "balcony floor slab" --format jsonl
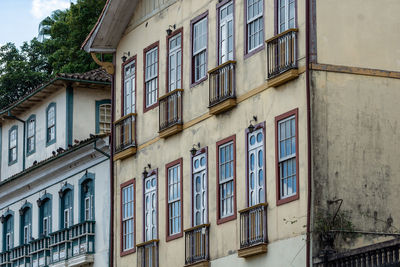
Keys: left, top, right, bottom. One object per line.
{"left": 268, "top": 68, "right": 299, "bottom": 88}
{"left": 238, "top": 243, "right": 268, "bottom": 258}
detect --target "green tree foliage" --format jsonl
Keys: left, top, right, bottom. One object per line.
{"left": 0, "top": 0, "right": 106, "bottom": 109}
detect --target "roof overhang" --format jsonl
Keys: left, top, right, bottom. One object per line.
{"left": 82, "top": 0, "right": 139, "bottom": 53}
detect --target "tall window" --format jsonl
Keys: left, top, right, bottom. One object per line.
{"left": 276, "top": 109, "right": 298, "bottom": 204}
{"left": 99, "top": 104, "right": 111, "bottom": 133}
{"left": 144, "top": 45, "right": 158, "bottom": 109}
{"left": 168, "top": 32, "right": 182, "bottom": 92}
{"left": 46, "top": 103, "right": 56, "bottom": 145}
{"left": 248, "top": 127, "right": 265, "bottom": 206}
{"left": 27, "top": 115, "right": 36, "bottom": 155}
{"left": 166, "top": 159, "right": 182, "bottom": 240}
{"left": 3, "top": 215, "right": 13, "bottom": 251}
{"left": 123, "top": 59, "right": 136, "bottom": 115}
{"left": 278, "top": 0, "right": 296, "bottom": 33}
{"left": 246, "top": 0, "right": 264, "bottom": 52}
{"left": 20, "top": 207, "right": 32, "bottom": 244}
{"left": 217, "top": 136, "right": 236, "bottom": 223}
{"left": 218, "top": 1, "right": 234, "bottom": 64}
{"left": 191, "top": 14, "right": 208, "bottom": 83}
{"left": 121, "top": 180, "right": 135, "bottom": 254}
{"left": 81, "top": 179, "right": 94, "bottom": 221}
{"left": 144, "top": 174, "right": 157, "bottom": 241}
{"left": 61, "top": 189, "right": 73, "bottom": 229}
{"left": 39, "top": 197, "right": 51, "bottom": 236}
{"left": 192, "top": 151, "right": 207, "bottom": 226}
{"left": 8, "top": 126, "right": 17, "bottom": 165}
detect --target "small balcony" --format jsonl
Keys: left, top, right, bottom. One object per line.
{"left": 266, "top": 29, "right": 299, "bottom": 87}
{"left": 68, "top": 221, "right": 95, "bottom": 266}
{"left": 30, "top": 237, "right": 51, "bottom": 267}
{"left": 184, "top": 224, "right": 210, "bottom": 267}
{"left": 238, "top": 203, "right": 268, "bottom": 258}
{"left": 137, "top": 239, "right": 159, "bottom": 267}
{"left": 49, "top": 229, "right": 70, "bottom": 266}
{"left": 158, "top": 89, "right": 183, "bottom": 138}
{"left": 208, "top": 61, "right": 236, "bottom": 115}
{"left": 0, "top": 251, "right": 11, "bottom": 267}
{"left": 10, "top": 244, "right": 30, "bottom": 267}
{"left": 114, "top": 113, "right": 137, "bottom": 161}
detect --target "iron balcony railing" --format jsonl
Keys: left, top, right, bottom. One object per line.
{"left": 266, "top": 29, "right": 298, "bottom": 79}
{"left": 69, "top": 221, "right": 95, "bottom": 258}
{"left": 10, "top": 244, "right": 30, "bottom": 267}
{"left": 49, "top": 228, "right": 70, "bottom": 264}
{"left": 239, "top": 203, "right": 268, "bottom": 249}
{"left": 184, "top": 224, "right": 210, "bottom": 265}
{"left": 208, "top": 61, "right": 236, "bottom": 107}
{"left": 313, "top": 238, "right": 400, "bottom": 267}
{"left": 114, "top": 113, "right": 137, "bottom": 153}
{"left": 0, "top": 251, "right": 11, "bottom": 267}
{"left": 159, "top": 89, "right": 183, "bottom": 132}
{"left": 30, "top": 237, "right": 51, "bottom": 267}
{"left": 137, "top": 239, "right": 159, "bottom": 267}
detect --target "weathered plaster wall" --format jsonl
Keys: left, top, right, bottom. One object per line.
{"left": 311, "top": 70, "right": 400, "bottom": 255}
{"left": 316, "top": 0, "right": 400, "bottom": 71}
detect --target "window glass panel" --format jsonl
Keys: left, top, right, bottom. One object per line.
{"left": 193, "top": 17, "right": 207, "bottom": 82}
{"left": 122, "top": 184, "right": 134, "bottom": 251}
{"left": 145, "top": 47, "right": 158, "bottom": 107}
{"left": 219, "top": 141, "right": 234, "bottom": 218}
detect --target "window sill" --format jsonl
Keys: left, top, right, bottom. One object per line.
{"left": 190, "top": 76, "right": 208, "bottom": 88}
{"left": 217, "top": 213, "right": 236, "bottom": 225}
{"left": 120, "top": 247, "right": 136, "bottom": 257}
{"left": 143, "top": 102, "right": 158, "bottom": 113}
{"left": 276, "top": 194, "right": 299, "bottom": 206}
{"left": 166, "top": 232, "right": 183, "bottom": 242}
{"left": 46, "top": 139, "right": 56, "bottom": 147}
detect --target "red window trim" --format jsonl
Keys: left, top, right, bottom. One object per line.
{"left": 216, "top": 135, "right": 237, "bottom": 225}
{"left": 190, "top": 10, "right": 209, "bottom": 88}
{"left": 244, "top": 0, "right": 265, "bottom": 59}
{"left": 165, "top": 158, "right": 183, "bottom": 242}
{"left": 165, "top": 28, "right": 184, "bottom": 94}
{"left": 121, "top": 55, "right": 137, "bottom": 116}
{"left": 245, "top": 121, "right": 266, "bottom": 207}
{"left": 143, "top": 41, "right": 160, "bottom": 113}
{"left": 190, "top": 146, "right": 209, "bottom": 226}
{"left": 216, "top": 0, "right": 236, "bottom": 65}
{"left": 275, "top": 108, "right": 299, "bottom": 206}
{"left": 120, "top": 178, "right": 136, "bottom": 256}
{"left": 142, "top": 168, "right": 159, "bottom": 241}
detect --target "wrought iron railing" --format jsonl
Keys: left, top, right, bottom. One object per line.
{"left": 10, "top": 244, "right": 30, "bottom": 267}
{"left": 313, "top": 238, "right": 400, "bottom": 267}
{"left": 114, "top": 113, "right": 137, "bottom": 153}
{"left": 30, "top": 237, "right": 50, "bottom": 267}
{"left": 184, "top": 224, "right": 210, "bottom": 265}
{"left": 239, "top": 203, "right": 268, "bottom": 249}
{"left": 266, "top": 29, "right": 298, "bottom": 79}
{"left": 69, "top": 221, "right": 95, "bottom": 258}
{"left": 137, "top": 240, "right": 159, "bottom": 267}
{"left": 0, "top": 251, "right": 11, "bottom": 267}
{"left": 208, "top": 61, "right": 236, "bottom": 107}
{"left": 49, "top": 228, "right": 70, "bottom": 263}
{"left": 159, "top": 89, "right": 183, "bottom": 132}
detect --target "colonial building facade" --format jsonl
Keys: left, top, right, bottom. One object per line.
{"left": 84, "top": 0, "right": 400, "bottom": 266}
{"left": 0, "top": 69, "right": 112, "bottom": 267}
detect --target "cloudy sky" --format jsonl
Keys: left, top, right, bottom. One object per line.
{"left": 0, "top": 0, "right": 75, "bottom": 48}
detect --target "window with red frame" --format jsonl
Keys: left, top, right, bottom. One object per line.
{"left": 144, "top": 45, "right": 158, "bottom": 109}
{"left": 166, "top": 159, "right": 183, "bottom": 240}
{"left": 121, "top": 181, "right": 135, "bottom": 253}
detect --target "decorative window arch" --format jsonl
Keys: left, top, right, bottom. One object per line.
{"left": 59, "top": 183, "right": 74, "bottom": 229}
{"left": 19, "top": 202, "right": 32, "bottom": 244}
{"left": 79, "top": 172, "right": 95, "bottom": 222}
{"left": 8, "top": 125, "right": 18, "bottom": 165}
{"left": 37, "top": 193, "right": 52, "bottom": 236}
{"left": 1, "top": 210, "right": 14, "bottom": 252}
{"left": 46, "top": 102, "right": 56, "bottom": 146}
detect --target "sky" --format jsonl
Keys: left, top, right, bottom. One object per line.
{"left": 0, "top": 0, "right": 75, "bottom": 48}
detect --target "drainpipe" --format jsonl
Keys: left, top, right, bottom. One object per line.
{"left": 305, "top": 0, "right": 312, "bottom": 265}
{"left": 6, "top": 112, "right": 26, "bottom": 170}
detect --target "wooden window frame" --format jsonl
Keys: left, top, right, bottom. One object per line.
{"left": 275, "top": 0, "right": 297, "bottom": 34}
{"left": 244, "top": 0, "right": 265, "bottom": 58}
{"left": 190, "top": 11, "right": 209, "bottom": 87}
{"left": 121, "top": 55, "right": 137, "bottom": 116}
{"left": 46, "top": 102, "right": 56, "bottom": 146}
{"left": 216, "top": 135, "right": 237, "bottom": 224}
{"left": 166, "top": 28, "right": 184, "bottom": 93}
{"left": 8, "top": 125, "right": 18, "bottom": 166}
{"left": 275, "top": 108, "right": 299, "bottom": 205}
{"left": 143, "top": 42, "right": 159, "bottom": 113}
{"left": 216, "top": 0, "right": 236, "bottom": 65}
{"left": 245, "top": 121, "right": 267, "bottom": 207}
{"left": 165, "top": 158, "right": 183, "bottom": 242}
{"left": 26, "top": 114, "right": 36, "bottom": 156}
{"left": 142, "top": 169, "right": 159, "bottom": 241}
{"left": 120, "top": 178, "right": 136, "bottom": 256}
{"left": 190, "top": 147, "right": 209, "bottom": 226}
